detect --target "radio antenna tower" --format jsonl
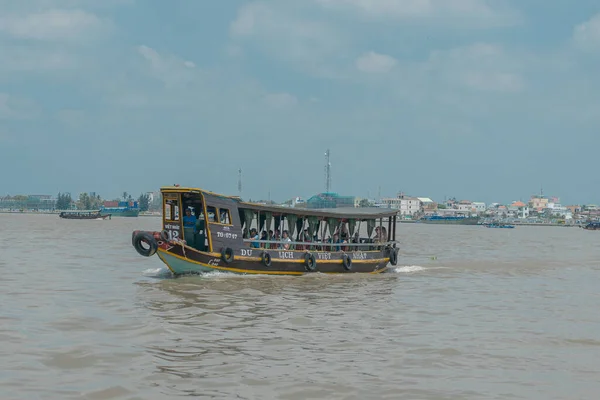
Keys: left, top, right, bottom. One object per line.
{"left": 324, "top": 149, "right": 331, "bottom": 192}
{"left": 238, "top": 168, "right": 242, "bottom": 198}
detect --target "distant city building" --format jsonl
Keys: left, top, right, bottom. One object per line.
{"left": 471, "top": 202, "right": 486, "bottom": 213}
{"left": 292, "top": 197, "right": 306, "bottom": 207}
{"left": 529, "top": 195, "right": 549, "bottom": 211}
{"left": 455, "top": 200, "right": 473, "bottom": 213}
{"left": 0, "top": 195, "right": 56, "bottom": 210}
{"left": 566, "top": 205, "right": 582, "bottom": 214}
{"left": 146, "top": 191, "right": 160, "bottom": 203}
{"left": 509, "top": 201, "right": 529, "bottom": 218}
{"left": 306, "top": 192, "right": 355, "bottom": 209}
{"left": 381, "top": 192, "right": 421, "bottom": 216}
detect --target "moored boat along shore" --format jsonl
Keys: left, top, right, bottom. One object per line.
{"left": 398, "top": 219, "right": 584, "bottom": 227}
{"left": 0, "top": 209, "right": 591, "bottom": 227}
{"left": 0, "top": 209, "right": 161, "bottom": 217}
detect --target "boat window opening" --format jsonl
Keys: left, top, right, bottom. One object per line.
{"left": 179, "top": 194, "right": 207, "bottom": 252}
{"left": 164, "top": 196, "right": 180, "bottom": 221}
{"left": 206, "top": 206, "right": 217, "bottom": 222}
{"left": 219, "top": 208, "right": 232, "bottom": 225}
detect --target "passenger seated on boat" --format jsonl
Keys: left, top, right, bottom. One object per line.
{"left": 334, "top": 226, "right": 350, "bottom": 250}
{"left": 372, "top": 226, "right": 383, "bottom": 249}
{"left": 329, "top": 233, "right": 342, "bottom": 251}
{"left": 250, "top": 228, "right": 260, "bottom": 248}
{"left": 267, "top": 230, "right": 274, "bottom": 249}
{"left": 271, "top": 229, "right": 280, "bottom": 249}
{"left": 339, "top": 224, "right": 349, "bottom": 242}
{"left": 183, "top": 208, "right": 195, "bottom": 227}
{"left": 260, "top": 230, "right": 267, "bottom": 247}
{"left": 220, "top": 210, "right": 229, "bottom": 224}
{"left": 296, "top": 228, "right": 310, "bottom": 250}
{"left": 281, "top": 230, "right": 292, "bottom": 250}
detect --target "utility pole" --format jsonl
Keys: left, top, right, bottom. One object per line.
{"left": 324, "top": 149, "right": 331, "bottom": 193}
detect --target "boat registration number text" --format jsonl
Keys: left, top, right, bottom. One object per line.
{"left": 216, "top": 231, "right": 238, "bottom": 239}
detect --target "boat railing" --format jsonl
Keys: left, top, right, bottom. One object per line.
{"left": 241, "top": 238, "right": 396, "bottom": 250}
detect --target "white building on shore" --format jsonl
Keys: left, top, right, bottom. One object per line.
{"left": 381, "top": 192, "right": 421, "bottom": 216}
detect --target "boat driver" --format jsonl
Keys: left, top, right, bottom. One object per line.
{"left": 183, "top": 208, "right": 196, "bottom": 227}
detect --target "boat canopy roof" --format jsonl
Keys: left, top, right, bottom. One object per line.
{"left": 160, "top": 186, "right": 397, "bottom": 219}
{"left": 238, "top": 202, "right": 396, "bottom": 219}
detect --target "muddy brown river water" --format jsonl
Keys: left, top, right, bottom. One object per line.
{"left": 1, "top": 214, "right": 599, "bottom": 399}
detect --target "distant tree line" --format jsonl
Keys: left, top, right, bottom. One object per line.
{"left": 4, "top": 191, "right": 161, "bottom": 212}
{"left": 77, "top": 193, "right": 103, "bottom": 210}
{"left": 56, "top": 193, "right": 73, "bottom": 210}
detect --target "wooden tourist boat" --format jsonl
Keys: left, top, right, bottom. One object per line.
{"left": 131, "top": 186, "right": 400, "bottom": 276}
{"left": 59, "top": 210, "right": 111, "bottom": 220}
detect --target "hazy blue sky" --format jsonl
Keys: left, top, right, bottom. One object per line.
{"left": 1, "top": 0, "right": 599, "bottom": 204}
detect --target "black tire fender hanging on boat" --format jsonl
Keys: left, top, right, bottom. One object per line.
{"left": 341, "top": 253, "right": 352, "bottom": 271}
{"left": 133, "top": 231, "right": 158, "bottom": 257}
{"left": 261, "top": 251, "right": 272, "bottom": 267}
{"left": 304, "top": 252, "right": 316, "bottom": 272}
{"left": 389, "top": 246, "right": 398, "bottom": 266}
{"left": 221, "top": 247, "right": 234, "bottom": 264}
{"left": 131, "top": 230, "right": 140, "bottom": 247}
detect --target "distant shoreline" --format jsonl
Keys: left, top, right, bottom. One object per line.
{"left": 0, "top": 210, "right": 162, "bottom": 217}
{"left": 399, "top": 220, "right": 582, "bottom": 228}
{"left": 0, "top": 210, "right": 583, "bottom": 227}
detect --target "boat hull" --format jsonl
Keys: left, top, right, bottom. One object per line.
{"left": 154, "top": 242, "right": 390, "bottom": 276}
{"left": 100, "top": 209, "right": 139, "bottom": 217}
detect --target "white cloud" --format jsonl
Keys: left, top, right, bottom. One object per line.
{"left": 137, "top": 45, "right": 199, "bottom": 89}
{"left": 573, "top": 13, "right": 600, "bottom": 52}
{"left": 355, "top": 51, "right": 397, "bottom": 73}
{"left": 0, "top": 9, "right": 111, "bottom": 41}
{"left": 229, "top": 2, "right": 345, "bottom": 78}
{"left": 263, "top": 92, "right": 298, "bottom": 109}
{"left": 314, "top": 0, "right": 519, "bottom": 27}
{"left": 0, "top": 93, "right": 37, "bottom": 119}
{"left": 55, "top": 109, "right": 86, "bottom": 129}
{"left": 426, "top": 43, "right": 525, "bottom": 92}
{"left": 0, "top": 44, "right": 76, "bottom": 74}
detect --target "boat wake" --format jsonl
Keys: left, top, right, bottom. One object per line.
{"left": 391, "top": 265, "right": 427, "bottom": 273}
{"left": 142, "top": 267, "right": 173, "bottom": 279}
{"left": 142, "top": 265, "right": 436, "bottom": 279}
{"left": 141, "top": 268, "right": 259, "bottom": 280}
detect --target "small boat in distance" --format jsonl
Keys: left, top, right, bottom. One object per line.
{"left": 483, "top": 222, "right": 515, "bottom": 229}
{"left": 59, "top": 210, "right": 111, "bottom": 220}
{"left": 417, "top": 215, "right": 480, "bottom": 225}
{"left": 100, "top": 200, "right": 140, "bottom": 217}
{"left": 130, "top": 186, "right": 399, "bottom": 276}
{"left": 582, "top": 221, "right": 600, "bottom": 230}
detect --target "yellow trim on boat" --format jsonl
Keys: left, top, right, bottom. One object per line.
{"left": 157, "top": 248, "right": 388, "bottom": 275}
{"left": 157, "top": 248, "right": 304, "bottom": 275}
{"left": 156, "top": 251, "right": 176, "bottom": 275}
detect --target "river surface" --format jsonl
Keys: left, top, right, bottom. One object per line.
{"left": 1, "top": 214, "right": 599, "bottom": 399}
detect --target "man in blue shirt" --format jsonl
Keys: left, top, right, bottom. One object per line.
{"left": 250, "top": 228, "right": 260, "bottom": 248}
{"left": 183, "top": 208, "right": 196, "bottom": 227}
